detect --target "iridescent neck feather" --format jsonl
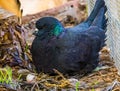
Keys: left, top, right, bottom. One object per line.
{"left": 51, "top": 24, "right": 64, "bottom": 36}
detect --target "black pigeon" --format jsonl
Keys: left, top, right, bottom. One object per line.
{"left": 31, "top": 0, "right": 107, "bottom": 75}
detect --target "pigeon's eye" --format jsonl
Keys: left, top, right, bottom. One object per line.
{"left": 40, "top": 24, "right": 47, "bottom": 29}
{"left": 49, "top": 25, "right": 54, "bottom": 30}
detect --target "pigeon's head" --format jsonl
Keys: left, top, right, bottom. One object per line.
{"left": 34, "top": 17, "right": 64, "bottom": 39}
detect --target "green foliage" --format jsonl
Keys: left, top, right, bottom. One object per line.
{"left": 25, "top": 43, "right": 29, "bottom": 52}
{"left": 91, "top": 88, "right": 95, "bottom": 91}
{"left": 75, "top": 81, "right": 80, "bottom": 91}
{"left": 91, "top": 81, "right": 99, "bottom": 91}
{"left": 0, "top": 66, "right": 12, "bottom": 84}
{"left": 17, "top": 74, "right": 22, "bottom": 81}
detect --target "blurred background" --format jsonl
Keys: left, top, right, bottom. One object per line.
{"left": 20, "top": 0, "right": 68, "bottom": 16}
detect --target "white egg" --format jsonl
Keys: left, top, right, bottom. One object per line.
{"left": 26, "top": 74, "right": 36, "bottom": 83}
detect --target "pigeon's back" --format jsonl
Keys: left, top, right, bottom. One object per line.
{"left": 66, "top": 0, "right": 105, "bottom": 33}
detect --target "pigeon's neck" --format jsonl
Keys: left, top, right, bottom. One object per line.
{"left": 50, "top": 24, "right": 64, "bottom": 37}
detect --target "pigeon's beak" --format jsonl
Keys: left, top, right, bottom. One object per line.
{"left": 33, "top": 29, "right": 38, "bottom": 36}
{"left": 33, "top": 29, "right": 47, "bottom": 37}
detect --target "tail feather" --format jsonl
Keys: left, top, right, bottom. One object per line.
{"left": 91, "top": 6, "right": 107, "bottom": 30}
{"left": 103, "top": 18, "right": 108, "bottom": 30}
{"left": 85, "top": 0, "right": 105, "bottom": 25}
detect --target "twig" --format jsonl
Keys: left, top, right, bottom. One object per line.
{"left": 53, "top": 69, "right": 66, "bottom": 80}
{"left": 31, "top": 82, "right": 40, "bottom": 91}
{"left": 105, "top": 79, "right": 120, "bottom": 91}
